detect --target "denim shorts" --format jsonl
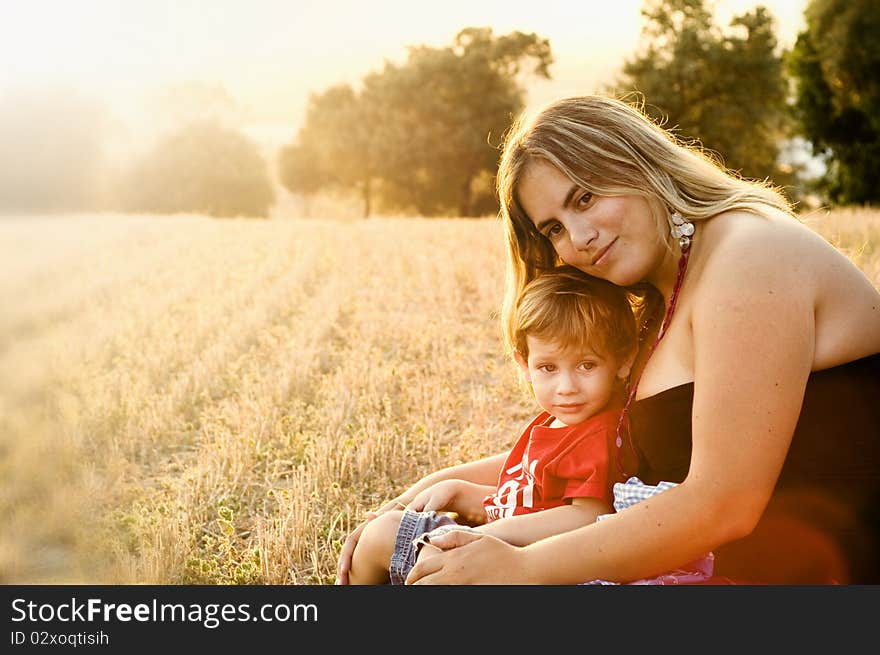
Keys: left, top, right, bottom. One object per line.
{"left": 389, "top": 509, "right": 459, "bottom": 585}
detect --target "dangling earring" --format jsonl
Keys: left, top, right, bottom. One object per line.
{"left": 670, "top": 211, "right": 694, "bottom": 251}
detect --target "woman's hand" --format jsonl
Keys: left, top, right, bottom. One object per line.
{"left": 404, "top": 530, "right": 537, "bottom": 584}
{"left": 335, "top": 514, "right": 372, "bottom": 585}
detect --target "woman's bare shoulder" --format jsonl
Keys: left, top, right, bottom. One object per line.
{"left": 702, "top": 208, "right": 833, "bottom": 259}
{"left": 693, "top": 209, "right": 880, "bottom": 365}
{"left": 693, "top": 210, "right": 823, "bottom": 298}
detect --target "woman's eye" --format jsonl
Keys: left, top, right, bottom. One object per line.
{"left": 580, "top": 362, "right": 596, "bottom": 371}
{"left": 577, "top": 192, "right": 593, "bottom": 208}
{"left": 538, "top": 364, "right": 556, "bottom": 373}
{"left": 547, "top": 223, "right": 562, "bottom": 237}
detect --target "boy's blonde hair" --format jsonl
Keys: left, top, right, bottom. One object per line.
{"left": 514, "top": 265, "right": 637, "bottom": 365}
{"left": 497, "top": 94, "right": 795, "bottom": 354}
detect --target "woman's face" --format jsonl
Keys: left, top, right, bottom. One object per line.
{"left": 517, "top": 160, "right": 665, "bottom": 287}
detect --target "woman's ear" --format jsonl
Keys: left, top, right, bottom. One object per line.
{"left": 513, "top": 350, "right": 531, "bottom": 382}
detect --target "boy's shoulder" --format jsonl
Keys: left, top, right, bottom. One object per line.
{"left": 568, "top": 405, "right": 623, "bottom": 437}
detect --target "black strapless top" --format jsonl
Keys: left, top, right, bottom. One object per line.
{"left": 629, "top": 353, "right": 880, "bottom": 584}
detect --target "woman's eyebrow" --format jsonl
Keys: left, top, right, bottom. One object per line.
{"left": 534, "top": 184, "right": 580, "bottom": 232}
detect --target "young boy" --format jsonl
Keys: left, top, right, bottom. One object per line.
{"left": 346, "top": 265, "right": 638, "bottom": 585}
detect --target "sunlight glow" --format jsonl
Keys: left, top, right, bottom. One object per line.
{"left": 2, "top": 1, "right": 805, "bottom": 126}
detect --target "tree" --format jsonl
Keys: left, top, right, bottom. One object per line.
{"left": 277, "top": 142, "right": 331, "bottom": 216}
{"left": 369, "top": 27, "right": 552, "bottom": 217}
{"left": 122, "top": 121, "right": 275, "bottom": 218}
{"left": 278, "top": 84, "right": 381, "bottom": 218}
{"left": 789, "top": 0, "right": 880, "bottom": 204}
{"left": 615, "top": 0, "right": 791, "bottom": 188}
{"left": 279, "top": 27, "right": 552, "bottom": 217}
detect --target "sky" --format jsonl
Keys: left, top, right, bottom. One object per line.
{"left": 1, "top": 0, "right": 809, "bottom": 149}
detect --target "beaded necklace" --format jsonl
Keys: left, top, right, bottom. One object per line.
{"left": 614, "top": 245, "right": 692, "bottom": 478}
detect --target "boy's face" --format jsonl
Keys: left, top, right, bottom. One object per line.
{"left": 515, "top": 335, "right": 632, "bottom": 426}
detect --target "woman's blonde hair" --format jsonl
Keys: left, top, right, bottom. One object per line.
{"left": 514, "top": 265, "right": 637, "bottom": 366}
{"left": 497, "top": 94, "right": 795, "bottom": 354}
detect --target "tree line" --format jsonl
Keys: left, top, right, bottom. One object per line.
{"left": 1, "top": 0, "right": 876, "bottom": 218}
{"left": 280, "top": 0, "right": 877, "bottom": 215}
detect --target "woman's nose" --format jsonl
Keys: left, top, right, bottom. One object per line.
{"left": 567, "top": 220, "right": 598, "bottom": 252}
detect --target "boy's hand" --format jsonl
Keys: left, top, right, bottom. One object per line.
{"left": 407, "top": 479, "right": 465, "bottom": 513}
{"left": 408, "top": 480, "right": 493, "bottom": 525}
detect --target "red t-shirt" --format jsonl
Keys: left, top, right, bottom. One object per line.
{"left": 483, "top": 406, "right": 625, "bottom": 521}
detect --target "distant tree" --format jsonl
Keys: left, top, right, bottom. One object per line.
{"left": 277, "top": 142, "right": 330, "bottom": 216}
{"left": 122, "top": 121, "right": 275, "bottom": 218}
{"left": 615, "top": 0, "right": 792, "bottom": 189}
{"left": 278, "top": 85, "right": 381, "bottom": 218}
{"left": 371, "top": 27, "right": 552, "bottom": 217}
{"left": 789, "top": 0, "right": 880, "bottom": 204}
{"left": 279, "top": 27, "right": 552, "bottom": 218}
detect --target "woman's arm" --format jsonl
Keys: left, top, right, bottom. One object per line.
{"left": 409, "top": 226, "right": 817, "bottom": 584}
{"left": 474, "top": 497, "right": 611, "bottom": 546}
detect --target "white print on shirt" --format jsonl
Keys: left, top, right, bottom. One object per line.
{"left": 485, "top": 456, "right": 538, "bottom": 520}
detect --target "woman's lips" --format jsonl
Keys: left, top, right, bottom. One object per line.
{"left": 592, "top": 237, "right": 618, "bottom": 266}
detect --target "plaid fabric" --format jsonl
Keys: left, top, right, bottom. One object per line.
{"left": 584, "top": 477, "right": 715, "bottom": 585}
{"left": 600, "top": 477, "right": 678, "bottom": 518}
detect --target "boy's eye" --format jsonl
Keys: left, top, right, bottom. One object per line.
{"left": 537, "top": 364, "right": 556, "bottom": 373}
{"left": 579, "top": 361, "right": 597, "bottom": 371}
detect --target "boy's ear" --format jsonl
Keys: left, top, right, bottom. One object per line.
{"left": 513, "top": 350, "right": 531, "bottom": 382}
{"left": 616, "top": 349, "right": 637, "bottom": 380}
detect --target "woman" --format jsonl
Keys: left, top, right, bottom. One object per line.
{"left": 337, "top": 95, "right": 880, "bottom": 585}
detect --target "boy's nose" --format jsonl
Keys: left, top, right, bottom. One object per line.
{"left": 556, "top": 372, "right": 579, "bottom": 394}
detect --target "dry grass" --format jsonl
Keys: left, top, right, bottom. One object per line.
{"left": 1, "top": 208, "right": 877, "bottom": 584}
{"left": 800, "top": 206, "right": 880, "bottom": 285}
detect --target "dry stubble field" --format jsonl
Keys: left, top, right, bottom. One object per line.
{"left": 1, "top": 208, "right": 878, "bottom": 584}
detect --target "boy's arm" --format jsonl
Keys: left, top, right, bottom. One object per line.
{"left": 381, "top": 452, "right": 507, "bottom": 512}
{"left": 473, "top": 497, "right": 611, "bottom": 546}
